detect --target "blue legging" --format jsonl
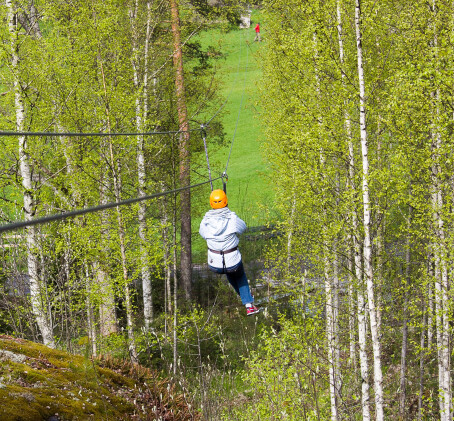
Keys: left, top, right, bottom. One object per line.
{"left": 209, "top": 260, "right": 254, "bottom": 305}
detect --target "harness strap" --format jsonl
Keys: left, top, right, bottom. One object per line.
{"left": 208, "top": 246, "right": 238, "bottom": 255}
{"left": 209, "top": 246, "right": 238, "bottom": 274}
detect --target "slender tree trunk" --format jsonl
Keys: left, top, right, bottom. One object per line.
{"left": 427, "top": 262, "right": 434, "bottom": 350}
{"left": 160, "top": 187, "right": 172, "bottom": 316}
{"left": 431, "top": 5, "right": 451, "bottom": 411}
{"left": 98, "top": 59, "right": 138, "bottom": 363}
{"left": 313, "top": 27, "right": 339, "bottom": 421}
{"left": 324, "top": 260, "right": 338, "bottom": 421}
{"left": 418, "top": 297, "right": 426, "bottom": 421}
{"left": 97, "top": 173, "right": 118, "bottom": 337}
{"left": 338, "top": 3, "right": 369, "bottom": 415}
{"left": 347, "top": 243, "right": 357, "bottom": 372}
{"left": 131, "top": 0, "right": 153, "bottom": 330}
{"left": 173, "top": 194, "right": 178, "bottom": 375}
{"left": 169, "top": 0, "right": 192, "bottom": 301}
{"left": 399, "top": 206, "right": 412, "bottom": 418}
{"left": 355, "top": 2, "right": 384, "bottom": 419}
{"left": 333, "top": 175, "right": 341, "bottom": 410}
{"left": 375, "top": 127, "right": 383, "bottom": 333}
{"left": 287, "top": 182, "right": 297, "bottom": 273}
{"left": 85, "top": 264, "right": 97, "bottom": 357}
{"left": 314, "top": 29, "right": 338, "bottom": 418}
{"left": 112, "top": 157, "right": 138, "bottom": 363}
{"left": 59, "top": 128, "right": 118, "bottom": 339}
{"left": 433, "top": 235, "right": 447, "bottom": 421}
{"left": 431, "top": 147, "right": 451, "bottom": 420}
{"left": 7, "top": 0, "right": 54, "bottom": 348}
{"left": 357, "top": 268, "right": 371, "bottom": 421}
{"left": 96, "top": 263, "right": 117, "bottom": 337}
{"left": 348, "top": 109, "right": 370, "bottom": 421}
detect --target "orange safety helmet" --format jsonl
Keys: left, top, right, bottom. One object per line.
{"left": 210, "top": 189, "right": 228, "bottom": 209}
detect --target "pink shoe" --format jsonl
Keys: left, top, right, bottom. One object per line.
{"left": 246, "top": 305, "right": 260, "bottom": 316}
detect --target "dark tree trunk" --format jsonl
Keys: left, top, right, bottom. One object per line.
{"left": 169, "top": 0, "right": 192, "bottom": 301}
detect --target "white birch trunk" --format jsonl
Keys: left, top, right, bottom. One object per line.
{"left": 333, "top": 245, "right": 341, "bottom": 412}
{"left": 355, "top": 1, "right": 384, "bottom": 418}
{"left": 418, "top": 297, "right": 427, "bottom": 421}
{"left": 314, "top": 30, "right": 339, "bottom": 419}
{"left": 428, "top": 264, "right": 434, "bottom": 350}
{"left": 173, "top": 199, "right": 178, "bottom": 375}
{"left": 431, "top": 6, "right": 451, "bottom": 410}
{"left": 348, "top": 91, "right": 370, "bottom": 421}
{"left": 338, "top": 3, "right": 369, "bottom": 415}
{"left": 375, "top": 220, "right": 383, "bottom": 333}
{"left": 113, "top": 159, "right": 138, "bottom": 364}
{"left": 131, "top": 0, "right": 153, "bottom": 330}
{"left": 357, "top": 273, "right": 370, "bottom": 421}
{"left": 375, "top": 129, "right": 383, "bottom": 333}
{"left": 433, "top": 239, "right": 446, "bottom": 421}
{"left": 324, "top": 261, "right": 338, "bottom": 421}
{"left": 399, "top": 207, "right": 411, "bottom": 417}
{"left": 347, "top": 243, "right": 357, "bottom": 371}
{"left": 7, "top": 0, "right": 54, "bottom": 348}
{"left": 85, "top": 264, "right": 97, "bottom": 357}
{"left": 287, "top": 183, "right": 297, "bottom": 273}
{"left": 432, "top": 156, "right": 451, "bottom": 420}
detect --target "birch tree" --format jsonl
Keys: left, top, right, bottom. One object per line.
{"left": 336, "top": 2, "right": 370, "bottom": 416}
{"left": 5, "top": 0, "right": 55, "bottom": 348}
{"left": 354, "top": 1, "right": 384, "bottom": 417}
{"left": 430, "top": 3, "right": 451, "bottom": 416}
{"left": 130, "top": 0, "right": 154, "bottom": 330}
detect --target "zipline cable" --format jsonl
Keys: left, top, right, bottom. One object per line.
{"left": 0, "top": 128, "right": 198, "bottom": 137}
{"left": 200, "top": 124, "right": 213, "bottom": 191}
{"left": 0, "top": 26, "right": 250, "bottom": 233}
{"left": 0, "top": 176, "right": 222, "bottom": 233}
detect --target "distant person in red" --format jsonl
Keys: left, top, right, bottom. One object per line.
{"left": 254, "top": 22, "right": 261, "bottom": 42}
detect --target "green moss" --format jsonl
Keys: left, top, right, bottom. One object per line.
{"left": 96, "top": 366, "right": 134, "bottom": 387}
{"left": 0, "top": 336, "right": 194, "bottom": 420}
{"left": 0, "top": 338, "right": 69, "bottom": 362}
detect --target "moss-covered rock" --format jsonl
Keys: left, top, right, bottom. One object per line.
{"left": 0, "top": 335, "right": 199, "bottom": 420}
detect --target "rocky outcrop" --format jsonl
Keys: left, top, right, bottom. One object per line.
{"left": 0, "top": 335, "right": 199, "bottom": 420}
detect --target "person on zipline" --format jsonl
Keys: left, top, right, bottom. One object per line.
{"left": 199, "top": 189, "right": 260, "bottom": 316}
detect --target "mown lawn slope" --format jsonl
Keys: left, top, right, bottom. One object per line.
{"left": 194, "top": 10, "right": 272, "bottom": 225}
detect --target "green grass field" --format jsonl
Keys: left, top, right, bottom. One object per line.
{"left": 192, "top": 10, "right": 276, "bottom": 261}
{"left": 194, "top": 10, "right": 274, "bottom": 225}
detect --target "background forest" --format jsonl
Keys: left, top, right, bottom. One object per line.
{"left": 1, "top": 0, "right": 454, "bottom": 420}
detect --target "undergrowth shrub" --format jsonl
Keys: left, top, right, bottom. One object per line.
{"left": 225, "top": 312, "right": 330, "bottom": 420}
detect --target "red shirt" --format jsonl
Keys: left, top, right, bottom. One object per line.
{"left": 255, "top": 24, "right": 260, "bottom": 33}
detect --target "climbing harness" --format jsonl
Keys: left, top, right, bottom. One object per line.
{"left": 208, "top": 246, "right": 238, "bottom": 255}
{"left": 209, "top": 246, "right": 238, "bottom": 274}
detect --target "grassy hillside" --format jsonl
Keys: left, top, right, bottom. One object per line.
{"left": 194, "top": 10, "right": 273, "bottom": 224}
{"left": 192, "top": 10, "right": 275, "bottom": 260}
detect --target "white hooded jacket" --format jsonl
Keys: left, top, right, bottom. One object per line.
{"left": 199, "top": 207, "right": 246, "bottom": 269}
